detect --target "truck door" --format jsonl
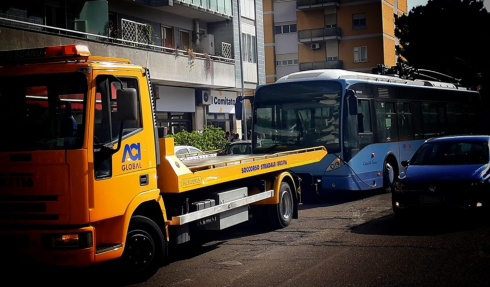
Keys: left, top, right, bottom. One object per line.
{"left": 89, "top": 73, "right": 154, "bottom": 221}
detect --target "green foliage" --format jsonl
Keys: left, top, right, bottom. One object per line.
{"left": 168, "top": 126, "right": 228, "bottom": 151}
{"left": 395, "top": 0, "right": 490, "bottom": 89}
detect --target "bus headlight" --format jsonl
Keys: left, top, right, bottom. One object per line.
{"left": 326, "top": 157, "right": 341, "bottom": 171}
{"left": 42, "top": 232, "right": 93, "bottom": 249}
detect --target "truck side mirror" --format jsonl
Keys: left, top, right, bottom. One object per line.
{"left": 117, "top": 88, "right": 138, "bottom": 121}
{"left": 346, "top": 90, "right": 358, "bottom": 116}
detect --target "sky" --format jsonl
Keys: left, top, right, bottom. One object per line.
{"left": 408, "top": 0, "right": 490, "bottom": 11}
{"left": 408, "top": 0, "right": 429, "bottom": 10}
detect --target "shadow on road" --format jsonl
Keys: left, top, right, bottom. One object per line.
{"left": 299, "top": 188, "right": 387, "bottom": 210}
{"left": 0, "top": 220, "right": 274, "bottom": 287}
{"left": 350, "top": 210, "right": 490, "bottom": 236}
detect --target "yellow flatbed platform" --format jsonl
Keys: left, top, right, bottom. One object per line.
{"left": 157, "top": 138, "right": 327, "bottom": 193}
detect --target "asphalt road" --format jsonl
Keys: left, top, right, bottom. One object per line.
{"left": 4, "top": 190, "right": 490, "bottom": 287}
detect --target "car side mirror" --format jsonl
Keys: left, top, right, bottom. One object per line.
{"left": 401, "top": 160, "right": 409, "bottom": 167}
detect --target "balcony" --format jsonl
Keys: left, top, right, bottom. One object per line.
{"left": 298, "top": 27, "right": 341, "bottom": 43}
{"left": 296, "top": 0, "right": 340, "bottom": 10}
{"left": 0, "top": 17, "right": 235, "bottom": 89}
{"left": 299, "top": 60, "right": 343, "bottom": 71}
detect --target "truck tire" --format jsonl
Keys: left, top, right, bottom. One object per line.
{"left": 271, "top": 182, "right": 294, "bottom": 228}
{"left": 120, "top": 215, "right": 166, "bottom": 280}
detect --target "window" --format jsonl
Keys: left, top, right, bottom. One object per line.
{"left": 325, "top": 13, "right": 337, "bottom": 27}
{"left": 274, "top": 24, "right": 297, "bottom": 34}
{"left": 0, "top": 73, "right": 87, "bottom": 151}
{"left": 162, "top": 25, "right": 174, "bottom": 48}
{"left": 376, "top": 102, "right": 398, "bottom": 142}
{"left": 276, "top": 59, "right": 298, "bottom": 66}
{"left": 352, "top": 13, "right": 366, "bottom": 29}
{"left": 242, "top": 32, "right": 257, "bottom": 63}
{"left": 422, "top": 102, "right": 439, "bottom": 139}
{"left": 94, "top": 76, "right": 142, "bottom": 145}
{"left": 397, "top": 102, "right": 414, "bottom": 140}
{"left": 327, "top": 57, "right": 338, "bottom": 61}
{"left": 357, "top": 100, "right": 372, "bottom": 133}
{"left": 354, "top": 46, "right": 367, "bottom": 63}
{"left": 180, "top": 30, "right": 190, "bottom": 49}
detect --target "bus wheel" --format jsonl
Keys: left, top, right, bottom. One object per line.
{"left": 271, "top": 182, "right": 294, "bottom": 228}
{"left": 383, "top": 161, "right": 396, "bottom": 193}
{"left": 120, "top": 215, "right": 166, "bottom": 280}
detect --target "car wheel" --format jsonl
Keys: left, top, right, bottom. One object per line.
{"left": 119, "top": 215, "right": 166, "bottom": 280}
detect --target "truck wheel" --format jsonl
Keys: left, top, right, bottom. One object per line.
{"left": 271, "top": 182, "right": 294, "bottom": 228}
{"left": 120, "top": 215, "right": 166, "bottom": 279}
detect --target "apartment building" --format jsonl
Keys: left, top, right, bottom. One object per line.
{"left": 0, "top": 0, "right": 265, "bottom": 135}
{"left": 264, "top": 0, "right": 407, "bottom": 83}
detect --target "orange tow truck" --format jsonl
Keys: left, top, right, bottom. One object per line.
{"left": 0, "top": 45, "right": 327, "bottom": 279}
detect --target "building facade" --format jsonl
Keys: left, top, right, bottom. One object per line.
{"left": 263, "top": 0, "right": 407, "bottom": 83}
{"left": 0, "top": 0, "right": 264, "bottom": 136}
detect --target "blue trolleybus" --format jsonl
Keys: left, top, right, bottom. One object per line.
{"left": 248, "top": 68, "right": 484, "bottom": 201}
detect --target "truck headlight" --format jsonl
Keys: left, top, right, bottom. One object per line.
{"left": 42, "top": 232, "right": 93, "bottom": 249}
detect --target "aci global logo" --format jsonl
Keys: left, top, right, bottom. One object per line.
{"left": 122, "top": 143, "right": 142, "bottom": 171}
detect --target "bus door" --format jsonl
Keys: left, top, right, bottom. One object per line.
{"left": 343, "top": 84, "right": 374, "bottom": 162}
{"left": 356, "top": 99, "right": 374, "bottom": 155}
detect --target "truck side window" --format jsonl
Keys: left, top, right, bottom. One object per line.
{"left": 93, "top": 76, "right": 142, "bottom": 179}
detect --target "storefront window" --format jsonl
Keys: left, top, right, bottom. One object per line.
{"left": 156, "top": 112, "right": 192, "bottom": 135}
{"left": 207, "top": 113, "right": 232, "bottom": 133}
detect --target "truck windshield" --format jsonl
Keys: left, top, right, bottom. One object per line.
{"left": 0, "top": 73, "right": 87, "bottom": 151}
{"left": 253, "top": 81, "right": 342, "bottom": 154}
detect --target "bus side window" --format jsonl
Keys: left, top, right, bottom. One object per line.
{"left": 411, "top": 101, "right": 424, "bottom": 139}
{"left": 376, "top": 102, "right": 397, "bottom": 142}
{"left": 397, "top": 102, "right": 413, "bottom": 140}
{"left": 357, "top": 100, "right": 372, "bottom": 133}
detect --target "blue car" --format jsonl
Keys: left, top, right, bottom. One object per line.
{"left": 392, "top": 135, "right": 490, "bottom": 219}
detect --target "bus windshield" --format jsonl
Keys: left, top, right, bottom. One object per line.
{"left": 0, "top": 73, "right": 87, "bottom": 151}
{"left": 253, "top": 81, "right": 342, "bottom": 153}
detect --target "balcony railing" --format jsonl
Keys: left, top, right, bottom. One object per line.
{"left": 0, "top": 16, "right": 234, "bottom": 64}
{"left": 121, "top": 19, "right": 151, "bottom": 44}
{"left": 298, "top": 27, "right": 341, "bottom": 43}
{"left": 299, "top": 60, "right": 343, "bottom": 71}
{"left": 296, "top": 0, "right": 339, "bottom": 10}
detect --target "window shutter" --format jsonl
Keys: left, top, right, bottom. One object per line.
{"left": 354, "top": 47, "right": 359, "bottom": 62}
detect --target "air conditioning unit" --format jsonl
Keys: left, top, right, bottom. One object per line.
{"left": 196, "top": 90, "right": 212, "bottom": 105}
{"left": 200, "top": 33, "right": 215, "bottom": 55}
{"left": 311, "top": 43, "right": 321, "bottom": 50}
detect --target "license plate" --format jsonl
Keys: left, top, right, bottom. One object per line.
{"left": 420, "top": 195, "right": 444, "bottom": 204}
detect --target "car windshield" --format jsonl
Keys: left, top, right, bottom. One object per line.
{"left": 0, "top": 73, "right": 87, "bottom": 151}
{"left": 410, "top": 140, "right": 489, "bottom": 165}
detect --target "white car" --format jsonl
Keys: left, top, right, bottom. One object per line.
{"left": 174, "top": 145, "right": 217, "bottom": 161}
{"left": 174, "top": 145, "right": 203, "bottom": 155}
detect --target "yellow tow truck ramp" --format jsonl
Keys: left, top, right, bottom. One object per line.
{"left": 156, "top": 137, "right": 326, "bottom": 229}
